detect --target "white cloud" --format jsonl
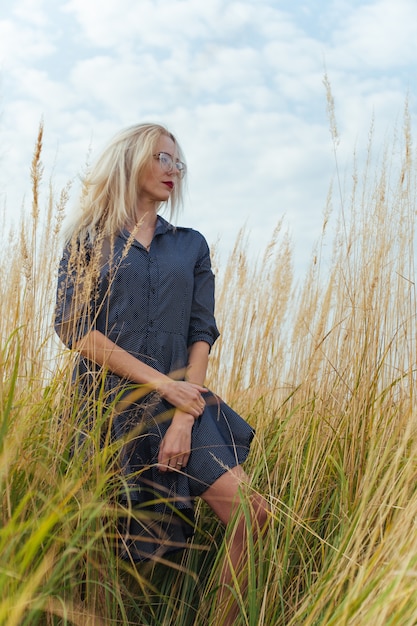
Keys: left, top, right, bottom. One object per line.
{"left": 62, "top": 0, "right": 228, "bottom": 49}
{"left": 0, "top": 0, "right": 416, "bottom": 278}
{"left": 330, "top": 0, "right": 417, "bottom": 70}
{"left": 0, "top": 19, "right": 55, "bottom": 67}
{"left": 11, "top": 0, "right": 51, "bottom": 26}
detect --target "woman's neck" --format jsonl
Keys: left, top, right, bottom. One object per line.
{"left": 128, "top": 207, "right": 158, "bottom": 230}
{"left": 125, "top": 209, "right": 158, "bottom": 249}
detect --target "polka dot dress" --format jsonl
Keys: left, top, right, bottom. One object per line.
{"left": 55, "top": 216, "right": 254, "bottom": 561}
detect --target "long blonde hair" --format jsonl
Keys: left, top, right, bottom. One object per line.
{"left": 65, "top": 123, "right": 186, "bottom": 242}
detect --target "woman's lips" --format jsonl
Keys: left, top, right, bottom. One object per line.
{"left": 163, "top": 181, "right": 174, "bottom": 189}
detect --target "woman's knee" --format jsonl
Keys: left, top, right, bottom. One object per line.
{"left": 201, "top": 466, "right": 269, "bottom": 531}
{"left": 249, "top": 492, "right": 270, "bottom": 531}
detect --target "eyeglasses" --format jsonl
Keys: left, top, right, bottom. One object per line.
{"left": 153, "top": 152, "right": 187, "bottom": 179}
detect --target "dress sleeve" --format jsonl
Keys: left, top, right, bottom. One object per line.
{"left": 54, "top": 240, "right": 98, "bottom": 349}
{"left": 187, "top": 235, "right": 220, "bottom": 349}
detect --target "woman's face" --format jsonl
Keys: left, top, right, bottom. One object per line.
{"left": 138, "top": 134, "right": 182, "bottom": 206}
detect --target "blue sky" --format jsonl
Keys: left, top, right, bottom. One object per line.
{"left": 1, "top": 0, "right": 417, "bottom": 277}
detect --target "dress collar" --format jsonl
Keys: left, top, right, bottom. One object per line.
{"left": 154, "top": 215, "right": 175, "bottom": 235}
{"left": 119, "top": 215, "right": 174, "bottom": 245}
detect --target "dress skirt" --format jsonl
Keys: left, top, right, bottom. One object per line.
{"left": 113, "top": 389, "right": 255, "bottom": 562}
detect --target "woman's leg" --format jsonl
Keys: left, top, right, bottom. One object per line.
{"left": 200, "top": 466, "right": 269, "bottom": 625}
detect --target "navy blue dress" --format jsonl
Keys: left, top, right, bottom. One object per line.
{"left": 55, "top": 216, "right": 254, "bottom": 561}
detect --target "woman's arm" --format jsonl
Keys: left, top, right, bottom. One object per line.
{"left": 158, "top": 237, "right": 215, "bottom": 472}
{"left": 186, "top": 340, "right": 210, "bottom": 386}
{"left": 74, "top": 330, "right": 206, "bottom": 418}
{"left": 158, "top": 341, "right": 210, "bottom": 473}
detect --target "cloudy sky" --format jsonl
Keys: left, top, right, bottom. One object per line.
{"left": 1, "top": 0, "right": 417, "bottom": 276}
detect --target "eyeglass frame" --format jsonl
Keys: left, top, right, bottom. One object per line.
{"left": 153, "top": 152, "right": 187, "bottom": 178}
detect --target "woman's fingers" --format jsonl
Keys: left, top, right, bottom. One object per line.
{"left": 159, "top": 454, "right": 189, "bottom": 473}
{"left": 157, "top": 417, "right": 192, "bottom": 472}
{"left": 158, "top": 381, "right": 206, "bottom": 416}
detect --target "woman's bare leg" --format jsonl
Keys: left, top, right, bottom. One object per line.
{"left": 201, "top": 466, "right": 269, "bottom": 625}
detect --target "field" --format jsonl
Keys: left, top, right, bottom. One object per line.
{"left": 1, "top": 110, "right": 417, "bottom": 625}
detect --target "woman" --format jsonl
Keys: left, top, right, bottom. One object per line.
{"left": 55, "top": 123, "right": 269, "bottom": 621}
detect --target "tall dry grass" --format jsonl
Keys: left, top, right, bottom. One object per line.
{"left": 1, "top": 105, "right": 417, "bottom": 625}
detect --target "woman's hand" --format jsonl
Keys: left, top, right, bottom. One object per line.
{"left": 157, "top": 380, "right": 206, "bottom": 418}
{"left": 158, "top": 410, "right": 194, "bottom": 472}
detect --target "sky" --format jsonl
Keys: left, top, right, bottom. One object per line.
{"left": 1, "top": 0, "right": 417, "bottom": 278}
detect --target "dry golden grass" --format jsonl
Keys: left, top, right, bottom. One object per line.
{"left": 1, "top": 106, "right": 417, "bottom": 624}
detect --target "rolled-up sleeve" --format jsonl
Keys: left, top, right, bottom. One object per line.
{"left": 187, "top": 237, "right": 220, "bottom": 349}
{"left": 54, "top": 243, "right": 97, "bottom": 349}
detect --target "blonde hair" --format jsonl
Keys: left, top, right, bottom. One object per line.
{"left": 65, "top": 123, "right": 186, "bottom": 242}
